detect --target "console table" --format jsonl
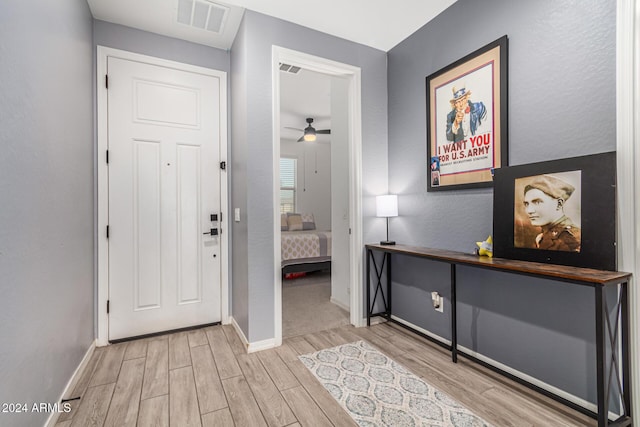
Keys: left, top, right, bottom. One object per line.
{"left": 365, "top": 243, "right": 632, "bottom": 427}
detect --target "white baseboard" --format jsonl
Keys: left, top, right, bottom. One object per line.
{"left": 389, "top": 316, "right": 621, "bottom": 420}
{"left": 230, "top": 317, "right": 276, "bottom": 353}
{"left": 230, "top": 317, "right": 250, "bottom": 353}
{"left": 367, "top": 316, "right": 388, "bottom": 326}
{"left": 247, "top": 338, "right": 277, "bottom": 353}
{"left": 45, "top": 340, "right": 96, "bottom": 427}
{"left": 458, "top": 344, "right": 620, "bottom": 419}
{"left": 353, "top": 319, "right": 366, "bottom": 327}
{"left": 390, "top": 315, "right": 452, "bottom": 346}
{"left": 330, "top": 297, "right": 350, "bottom": 312}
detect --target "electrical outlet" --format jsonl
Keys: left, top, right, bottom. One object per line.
{"left": 431, "top": 291, "right": 444, "bottom": 313}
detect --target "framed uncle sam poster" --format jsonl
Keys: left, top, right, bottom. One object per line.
{"left": 426, "top": 36, "right": 508, "bottom": 191}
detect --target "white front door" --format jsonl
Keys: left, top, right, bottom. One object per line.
{"left": 107, "top": 57, "right": 222, "bottom": 341}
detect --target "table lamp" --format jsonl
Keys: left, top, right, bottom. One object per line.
{"left": 376, "top": 194, "right": 398, "bottom": 245}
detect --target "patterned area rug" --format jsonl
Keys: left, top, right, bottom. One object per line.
{"left": 299, "top": 340, "right": 492, "bottom": 426}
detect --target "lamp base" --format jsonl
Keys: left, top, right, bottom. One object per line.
{"left": 380, "top": 240, "right": 396, "bottom": 245}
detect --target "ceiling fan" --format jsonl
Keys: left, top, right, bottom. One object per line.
{"left": 285, "top": 118, "right": 331, "bottom": 142}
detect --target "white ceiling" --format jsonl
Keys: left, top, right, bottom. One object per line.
{"left": 87, "top": 0, "right": 245, "bottom": 49}
{"left": 87, "top": 0, "right": 457, "bottom": 52}
{"left": 220, "top": 0, "right": 457, "bottom": 51}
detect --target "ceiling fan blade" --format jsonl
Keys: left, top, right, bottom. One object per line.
{"left": 297, "top": 135, "right": 305, "bottom": 142}
{"left": 316, "top": 129, "right": 331, "bottom": 134}
{"left": 284, "top": 127, "right": 303, "bottom": 131}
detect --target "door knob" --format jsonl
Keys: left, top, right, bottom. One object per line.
{"left": 203, "top": 228, "right": 218, "bottom": 236}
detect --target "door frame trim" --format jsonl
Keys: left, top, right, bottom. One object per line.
{"left": 272, "top": 46, "right": 364, "bottom": 346}
{"left": 96, "top": 46, "right": 229, "bottom": 346}
{"left": 616, "top": 0, "right": 639, "bottom": 419}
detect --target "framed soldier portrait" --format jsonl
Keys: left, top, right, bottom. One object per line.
{"left": 493, "top": 152, "right": 616, "bottom": 270}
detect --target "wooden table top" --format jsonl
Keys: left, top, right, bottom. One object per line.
{"left": 365, "top": 244, "right": 632, "bottom": 286}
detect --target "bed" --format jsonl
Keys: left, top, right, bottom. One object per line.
{"left": 281, "top": 213, "right": 331, "bottom": 276}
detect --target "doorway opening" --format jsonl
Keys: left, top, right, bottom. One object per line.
{"left": 279, "top": 69, "right": 347, "bottom": 338}
{"left": 272, "top": 46, "right": 363, "bottom": 346}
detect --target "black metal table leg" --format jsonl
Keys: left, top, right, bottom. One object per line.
{"left": 621, "top": 281, "right": 632, "bottom": 421}
{"left": 451, "top": 264, "right": 457, "bottom": 363}
{"left": 387, "top": 253, "right": 392, "bottom": 320}
{"left": 367, "top": 250, "right": 390, "bottom": 323}
{"left": 366, "top": 249, "right": 371, "bottom": 326}
{"left": 595, "top": 286, "right": 607, "bottom": 427}
{"left": 595, "top": 281, "right": 633, "bottom": 427}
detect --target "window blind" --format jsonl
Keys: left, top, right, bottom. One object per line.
{"left": 280, "top": 157, "right": 297, "bottom": 213}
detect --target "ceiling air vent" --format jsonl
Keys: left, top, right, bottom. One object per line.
{"left": 279, "top": 63, "right": 301, "bottom": 74}
{"left": 177, "top": 0, "right": 229, "bottom": 33}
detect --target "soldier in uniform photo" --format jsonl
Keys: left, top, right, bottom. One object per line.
{"left": 522, "top": 175, "right": 581, "bottom": 252}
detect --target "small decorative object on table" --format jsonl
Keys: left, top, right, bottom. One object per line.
{"left": 476, "top": 235, "right": 493, "bottom": 257}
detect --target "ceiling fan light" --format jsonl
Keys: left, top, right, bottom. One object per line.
{"left": 303, "top": 125, "right": 316, "bottom": 142}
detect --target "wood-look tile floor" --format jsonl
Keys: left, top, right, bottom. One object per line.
{"left": 56, "top": 322, "right": 596, "bottom": 426}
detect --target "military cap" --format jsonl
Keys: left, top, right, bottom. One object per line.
{"left": 524, "top": 175, "right": 575, "bottom": 201}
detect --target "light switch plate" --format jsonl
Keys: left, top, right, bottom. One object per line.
{"left": 234, "top": 208, "right": 240, "bottom": 222}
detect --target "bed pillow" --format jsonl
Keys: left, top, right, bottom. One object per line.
{"left": 281, "top": 214, "right": 289, "bottom": 231}
{"left": 287, "top": 213, "right": 316, "bottom": 231}
{"left": 287, "top": 213, "right": 303, "bottom": 231}
{"left": 301, "top": 213, "right": 316, "bottom": 230}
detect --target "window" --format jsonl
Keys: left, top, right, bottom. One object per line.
{"left": 280, "top": 157, "right": 297, "bottom": 213}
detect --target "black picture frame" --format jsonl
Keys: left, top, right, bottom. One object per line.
{"left": 493, "top": 152, "right": 616, "bottom": 271}
{"left": 426, "top": 35, "right": 508, "bottom": 191}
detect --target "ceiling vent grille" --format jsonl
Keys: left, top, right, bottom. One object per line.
{"left": 279, "top": 63, "right": 301, "bottom": 74}
{"left": 177, "top": 0, "right": 229, "bottom": 33}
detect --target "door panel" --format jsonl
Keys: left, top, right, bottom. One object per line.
{"left": 108, "top": 56, "right": 221, "bottom": 340}
{"left": 134, "top": 80, "right": 200, "bottom": 128}
{"left": 177, "top": 144, "right": 202, "bottom": 304}
{"left": 134, "top": 140, "right": 162, "bottom": 310}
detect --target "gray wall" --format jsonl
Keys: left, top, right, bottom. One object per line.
{"left": 0, "top": 1, "right": 94, "bottom": 426}
{"left": 93, "top": 20, "right": 230, "bottom": 72}
{"left": 231, "top": 10, "right": 389, "bottom": 342}
{"left": 230, "top": 17, "right": 250, "bottom": 334}
{"left": 387, "top": 0, "right": 615, "bottom": 405}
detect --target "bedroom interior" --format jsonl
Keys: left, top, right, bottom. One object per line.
{"left": 2, "top": 0, "right": 639, "bottom": 426}
{"left": 279, "top": 67, "right": 350, "bottom": 337}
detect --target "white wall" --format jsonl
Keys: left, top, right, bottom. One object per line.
{"left": 281, "top": 140, "right": 332, "bottom": 230}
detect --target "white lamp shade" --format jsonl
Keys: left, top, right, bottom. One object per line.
{"left": 376, "top": 195, "right": 398, "bottom": 217}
